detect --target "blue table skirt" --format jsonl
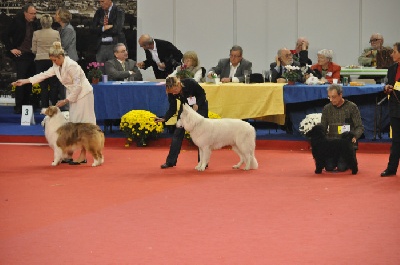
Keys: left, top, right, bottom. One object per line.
{"left": 283, "top": 84, "right": 389, "bottom": 139}
{"left": 284, "top": 84, "right": 385, "bottom": 104}
{"left": 93, "top": 82, "right": 169, "bottom": 120}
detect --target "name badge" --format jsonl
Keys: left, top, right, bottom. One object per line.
{"left": 326, "top": 72, "right": 333, "bottom": 77}
{"left": 394, "top": 81, "right": 400, "bottom": 91}
{"left": 338, "top": 125, "right": 350, "bottom": 134}
{"left": 187, "top": 96, "right": 196, "bottom": 106}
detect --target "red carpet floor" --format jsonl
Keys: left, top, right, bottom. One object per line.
{"left": 0, "top": 143, "right": 399, "bottom": 264}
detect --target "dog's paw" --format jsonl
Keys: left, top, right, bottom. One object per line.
{"left": 51, "top": 161, "right": 59, "bottom": 166}
{"left": 232, "top": 165, "right": 240, "bottom": 169}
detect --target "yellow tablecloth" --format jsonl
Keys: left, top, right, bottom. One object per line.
{"left": 200, "top": 82, "right": 285, "bottom": 125}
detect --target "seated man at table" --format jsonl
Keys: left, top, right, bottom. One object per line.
{"left": 270, "top": 48, "right": 302, "bottom": 83}
{"left": 207, "top": 45, "right": 252, "bottom": 83}
{"left": 358, "top": 33, "right": 393, "bottom": 69}
{"left": 320, "top": 84, "right": 364, "bottom": 172}
{"left": 105, "top": 43, "right": 143, "bottom": 81}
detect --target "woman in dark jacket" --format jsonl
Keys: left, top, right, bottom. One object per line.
{"left": 155, "top": 76, "right": 208, "bottom": 169}
{"left": 381, "top": 42, "right": 400, "bottom": 177}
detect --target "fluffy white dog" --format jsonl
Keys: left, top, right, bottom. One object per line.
{"left": 176, "top": 104, "right": 258, "bottom": 171}
{"left": 42, "top": 106, "right": 105, "bottom": 167}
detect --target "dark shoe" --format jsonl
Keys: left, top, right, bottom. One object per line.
{"left": 69, "top": 159, "right": 87, "bottom": 165}
{"left": 161, "top": 162, "right": 175, "bottom": 169}
{"left": 380, "top": 170, "right": 396, "bottom": 177}
{"left": 61, "top": 158, "right": 73, "bottom": 164}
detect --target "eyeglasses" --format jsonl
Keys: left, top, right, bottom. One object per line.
{"left": 369, "top": 39, "right": 381, "bottom": 43}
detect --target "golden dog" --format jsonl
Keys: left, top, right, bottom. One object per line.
{"left": 43, "top": 106, "right": 105, "bottom": 166}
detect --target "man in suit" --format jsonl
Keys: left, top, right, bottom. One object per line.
{"left": 91, "top": 0, "right": 125, "bottom": 66}
{"left": 270, "top": 48, "right": 302, "bottom": 83}
{"left": 2, "top": 4, "right": 39, "bottom": 114}
{"left": 137, "top": 34, "right": 183, "bottom": 79}
{"left": 207, "top": 45, "right": 252, "bottom": 83}
{"left": 105, "top": 43, "right": 142, "bottom": 81}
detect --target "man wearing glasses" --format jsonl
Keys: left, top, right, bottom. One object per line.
{"left": 270, "top": 48, "right": 302, "bottom": 83}
{"left": 320, "top": 84, "right": 364, "bottom": 172}
{"left": 2, "top": 4, "right": 39, "bottom": 114}
{"left": 358, "top": 33, "right": 393, "bottom": 69}
{"left": 207, "top": 45, "right": 252, "bottom": 83}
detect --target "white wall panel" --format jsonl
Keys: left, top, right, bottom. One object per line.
{"left": 175, "top": 0, "right": 234, "bottom": 73}
{"left": 361, "top": 0, "right": 400, "bottom": 50}
{"left": 298, "top": 0, "right": 360, "bottom": 66}
{"left": 236, "top": 0, "right": 269, "bottom": 73}
{"left": 137, "top": 0, "right": 398, "bottom": 79}
{"left": 137, "top": 0, "right": 175, "bottom": 80}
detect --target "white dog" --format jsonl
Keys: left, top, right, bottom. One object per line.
{"left": 176, "top": 104, "right": 258, "bottom": 171}
{"left": 42, "top": 106, "right": 105, "bottom": 167}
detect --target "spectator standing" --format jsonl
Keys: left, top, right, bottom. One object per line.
{"left": 320, "top": 84, "right": 364, "bottom": 172}
{"left": 207, "top": 45, "right": 252, "bottom": 83}
{"left": 54, "top": 7, "right": 79, "bottom": 62}
{"left": 32, "top": 14, "right": 61, "bottom": 108}
{"left": 2, "top": 4, "right": 39, "bottom": 114}
{"left": 380, "top": 42, "right": 400, "bottom": 177}
{"left": 137, "top": 34, "right": 183, "bottom": 79}
{"left": 105, "top": 43, "right": 142, "bottom": 81}
{"left": 91, "top": 0, "right": 126, "bottom": 66}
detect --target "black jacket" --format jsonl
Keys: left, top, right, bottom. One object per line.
{"left": 2, "top": 11, "right": 39, "bottom": 58}
{"left": 163, "top": 79, "right": 208, "bottom": 121}
{"left": 142, "top": 39, "right": 183, "bottom": 79}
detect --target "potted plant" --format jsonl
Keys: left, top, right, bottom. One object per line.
{"left": 86, "top": 62, "right": 104, "bottom": 84}
{"left": 120, "top": 110, "right": 164, "bottom": 147}
{"left": 282, "top": 65, "right": 301, "bottom": 85}
{"left": 176, "top": 64, "right": 194, "bottom": 79}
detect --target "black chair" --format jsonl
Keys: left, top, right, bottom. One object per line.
{"left": 250, "top": 73, "right": 264, "bottom": 83}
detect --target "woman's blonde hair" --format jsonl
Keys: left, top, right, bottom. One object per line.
{"left": 49, "top": 41, "right": 65, "bottom": 57}
{"left": 165, "top": 76, "right": 182, "bottom": 91}
{"left": 40, "top": 14, "right": 53, "bottom": 29}
{"left": 182, "top": 51, "right": 199, "bottom": 67}
{"left": 56, "top": 7, "right": 72, "bottom": 23}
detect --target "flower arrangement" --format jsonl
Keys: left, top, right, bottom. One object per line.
{"left": 184, "top": 111, "right": 222, "bottom": 142}
{"left": 299, "top": 113, "right": 322, "bottom": 136}
{"left": 176, "top": 64, "right": 194, "bottom": 79}
{"left": 282, "top": 65, "right": 301, "bottom": 83}
{"left": 86, "top": 62, "right": 104, "bottom": 80}
{"left": 120, "top": 110, "right": 164, "bottom": 147}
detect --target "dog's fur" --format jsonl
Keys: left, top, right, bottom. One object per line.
{"left": 306, "top": 124, "right": 358, "bottom": 174}
{"left": 176, "top": 104, "right": 258, "bottom": 171}
{"left": 43, "top": 106, "right": 105, "bottom": 167}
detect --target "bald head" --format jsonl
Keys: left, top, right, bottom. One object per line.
{"left": 138, "top": 34, "right": 154, "bottom": 50}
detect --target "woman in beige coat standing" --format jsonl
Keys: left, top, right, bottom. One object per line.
{"left": 13, "top": 41, "right": 96, "bottom": 165}
{"left": 32, "top": 14, "right": 61, "bottom": 108}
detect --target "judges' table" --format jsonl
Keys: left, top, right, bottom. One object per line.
{"left": 201, "top": 83, "right": 285, "bottom": 125}
{"left": 283, "top": 84, "right": 389, "bottom": 139}
{"left": 93, "top": 81, "right": 169, "bottom": 120}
